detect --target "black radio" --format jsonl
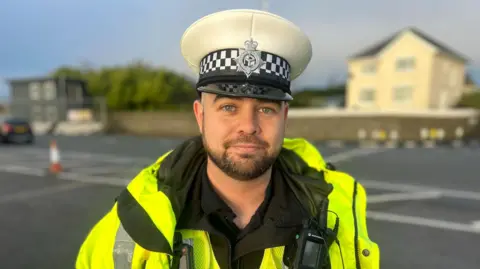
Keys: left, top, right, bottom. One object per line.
{"left": 171, "top": 232, "right": 195, "bottom": 269}
{"left": 283, "top": 198, "right": 334, "bottom": 269}
{"left": 288, "top": 219, "right": 329, "bottom": 269}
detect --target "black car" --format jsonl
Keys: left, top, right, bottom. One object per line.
{"left": 0, "top": 116, "right": 35, "bottom": 144}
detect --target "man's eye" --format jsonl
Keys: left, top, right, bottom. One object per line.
{"left": 260, "top": 107, "right": 276, "bottom": 114}
{"left": 221, "top": 105, "right": 236, "bottom": 112}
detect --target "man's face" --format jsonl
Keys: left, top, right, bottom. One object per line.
{"left": 193, "top": 91, "right": 288, "bottom": 181}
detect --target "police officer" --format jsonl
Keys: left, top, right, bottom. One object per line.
{"left": 76, "top": 9, "right": 379, "bottom": 269}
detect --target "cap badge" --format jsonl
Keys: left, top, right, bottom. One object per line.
{"left": 234, "top": 38, "right": 265, "bottom": 78}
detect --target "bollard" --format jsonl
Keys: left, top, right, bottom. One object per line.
{"left": 387, "top": 130, "right": 399, "bottom": 148}
{"left": 420, "top": 128, "right": 429, "bottom": 141}
{"left": 437, "top": 128, "right": 445, "bottom": 142}
{"left": 377, "top": 129, "right": 387, "bottom": 148}
{"left": 455, "top": 126, "right": 464, "bottom": 138}
{"left": 357, "top": 128, "right": 367, "bottom": 140}
{"left": 378, "top": 129, "right": 387, "bottom": 141}
{"left": 368, "top": 130, "right": 380, "bottom": 148}
{"left": 357, "top": 128, "right": 369, "bottom": 148}
{"left": 453, "top": 127, "right": 464, "bottom": 148}
{"left": 429, "top": 128, "right": 438, "bottom": 140}
{"left": 420, "top": 127, "right": 434, "bottom": 148}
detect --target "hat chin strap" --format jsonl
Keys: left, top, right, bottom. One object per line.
{"left": 197, "top": 83, "right": 293, "bottom": 102}
{"left": 196, "top": 73, "right": 291, "bottom": 95}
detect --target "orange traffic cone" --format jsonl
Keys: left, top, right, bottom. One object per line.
{"left": 49, "top": 140, "right": 62, "bottom": 173}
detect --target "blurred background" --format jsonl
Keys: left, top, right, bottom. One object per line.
{"left": 0, "top": 0, "right": 479, "bottom": 268}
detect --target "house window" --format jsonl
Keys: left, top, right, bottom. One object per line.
{"left": 43, "top": 81, "right": 56, "bottom": 100}
{"left": 31, "top": 105, "right": 43, "bottom": 121}
{"left": 46, "top": 106, "right": 58, "bottom": 121}
{"left": 362, "top": 63, "right": 376, "bottom": 74}
{"left": 67, "top": 84, "right": 83, "bottom": 103}
{"left": 395, "top": 57, "right": 415, "bottom": 71}
{"left": 28, "top": 82, "right": 41, "bottom": 100}
{"left": 393, "top": 86, "right": 413, "bottom": 103}
{"left": 359, "top": 88, "right": 376, "bottom": 103}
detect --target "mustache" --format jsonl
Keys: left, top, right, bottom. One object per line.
{"left": 224, "top": 135, "right": 269, "bottom": 148}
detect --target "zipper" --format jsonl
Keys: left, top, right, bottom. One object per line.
{"left": 352, "top": 181, "right": 361, "bottom": 269}
{"left": 204, "top": 229, "right": 233, "bottom": 269}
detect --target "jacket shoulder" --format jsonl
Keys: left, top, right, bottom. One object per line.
{"left": 76, "top": 203, "right": 172, "bottom": 269}
{"left": 76, "top": 204, "right": 120, "bottom": 268}
{"left": 282, "top": 137, "right": 327, "bottom": 170}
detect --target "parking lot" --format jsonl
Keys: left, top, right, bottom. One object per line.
{"left": 0, "top": 135, "right": 479, "bottom": 268}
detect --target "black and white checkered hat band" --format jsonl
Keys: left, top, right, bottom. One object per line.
{"left": 197, "top": 48, "right": 291, "bottom": 90}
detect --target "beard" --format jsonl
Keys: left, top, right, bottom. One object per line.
{"left": 202, "top": 127, "right": 280, "bottom": 181}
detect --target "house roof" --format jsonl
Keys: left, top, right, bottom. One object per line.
{"left": 349, "top": 27, "right": 469, "bottom": 62}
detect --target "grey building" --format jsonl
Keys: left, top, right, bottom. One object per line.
{"left": 7, "top": 76, "right": 92, "bottom": 122}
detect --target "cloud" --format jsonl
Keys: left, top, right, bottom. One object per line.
{"left": 278, "top": 0, "right": 480, "bottom": 86}
{"left": 0, "top": 0, "right": 478, "bottom": 96}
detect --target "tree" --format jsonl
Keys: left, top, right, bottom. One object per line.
{"left": 50, "top": 62, "right": 197, "bottom": 111}
{"left": 290, "top": 84, "right": 346, "bottom": 107}
{"left": 455, "top": 91, "right": 480, "bottom": 109}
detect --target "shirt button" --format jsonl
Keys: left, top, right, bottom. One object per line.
{"left": 362, "top": 249, "right": 370, "bottom": 257}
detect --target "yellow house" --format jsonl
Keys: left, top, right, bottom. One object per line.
{"left": 346, "top": 27, "right": 471, "bottom": 110}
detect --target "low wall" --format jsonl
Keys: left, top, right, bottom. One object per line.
{"left": 106, "top": 109, "right": 480, "bottom": 141}
{"left": 107, "top": 111, "right": 200, "bottom": 137}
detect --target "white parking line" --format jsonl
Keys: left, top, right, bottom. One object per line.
{"left": 0, "top": 147, "right": 153, "bottom": 165}
{"left": 325, "top": 147, "right": 392, "bottom": 163}
{"left": 367, "top": 190, "right": 443, "bottom": 204}
{"left": 0, "top": 182, "right": 88, "bottom": 204}
{"left": 54, "top": 159, "right": 97, "bottom": 169}
{"left": 367, "top": 210, "right": 480, "bottom": 234}
{"left": 0, "top": 165, "right": 46, "bottom": 177}
{"left": 360, "top": 179, "right": 480, "bottom": 201}
{"left": 0, "top": 147, "right": 152, "bottom": 178}
{"left": 65, "top": 166, "right": 118, "bottom": 174}
{"left": 59, "top": 172, "right": 130, "bottom": 187}
{"left": 0, "top": 162, "right": 131, "bottom": 187}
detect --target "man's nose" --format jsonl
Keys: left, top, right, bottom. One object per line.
{"left": 237, "top": 108, "right": 259, "bottom": 135}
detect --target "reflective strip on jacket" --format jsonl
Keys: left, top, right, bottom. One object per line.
{"left": 75, "top": 137, "right": 380, "bottom": 269}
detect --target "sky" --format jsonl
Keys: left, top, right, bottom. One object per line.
{"left": 1, "top": 0, "right": 479, "bottom": 100}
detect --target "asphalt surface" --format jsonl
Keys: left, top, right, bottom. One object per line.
{"left": 0, "top": 134, "right": 479, "bottom": 268}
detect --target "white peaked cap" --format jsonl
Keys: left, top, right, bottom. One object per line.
{"left": 180, "top": 9, "right": 313, "bottom": 100}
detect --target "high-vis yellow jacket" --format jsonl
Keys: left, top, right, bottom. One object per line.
{"left": 76, "top": 136, "right": 379, "bottom": 268}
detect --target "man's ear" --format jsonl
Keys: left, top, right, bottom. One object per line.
{"left": 283, "top": 101, "right": 289, "bottom": 120}
{"left": 283, "top": 101, "right": 289, "bottom": 132}
{"left": 193, "top": 97, "right": 204, "bottom": 134}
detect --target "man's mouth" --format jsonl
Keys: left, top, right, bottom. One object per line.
{"left": 231, "top": 143, "right": 263, "bottom": 148}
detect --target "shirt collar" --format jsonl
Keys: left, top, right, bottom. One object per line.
{"left": 200, "top": 164, "right": 274, "bottom": 217}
